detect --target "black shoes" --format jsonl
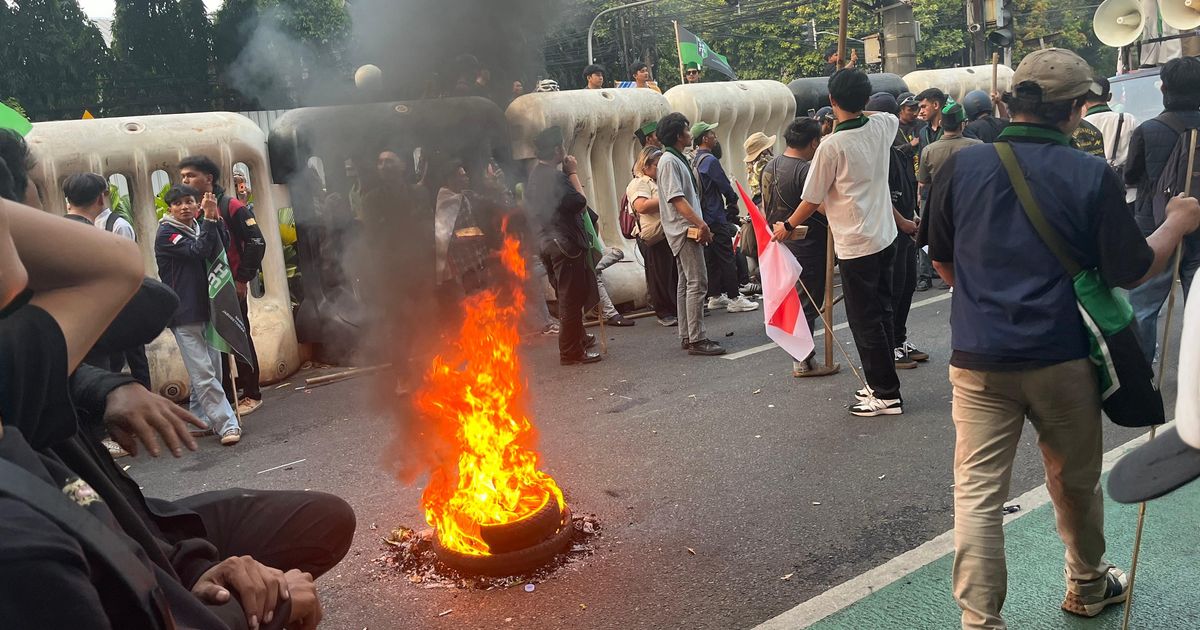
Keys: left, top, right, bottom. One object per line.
{"left": 584, "top": 333, "right": 597, "bottom": 349}
{"left": 915, "top": 278, "right": 932, "bottom": 292}
{"left": 561, "top": 351, "right": 602, "bottom": 366}
{"left": 687, "top": 339, "right": 727, "bottom": 356}
{"left": 606, "top": 314, "right": 635, "bottom": 327}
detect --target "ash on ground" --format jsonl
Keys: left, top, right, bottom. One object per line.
{"left": 372, "top": 513, "right": 602, "bottom": 589}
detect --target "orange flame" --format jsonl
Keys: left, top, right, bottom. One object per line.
{"left": 415, "top": 234, "right": 564, "bottom": 556}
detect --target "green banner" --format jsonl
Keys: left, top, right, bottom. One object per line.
{"left": 677, "top": 24, "right": 737, "bottom": 80}
{"left": 0, "top": 102, "right": 32, "bottom": 136}
{"left": 205, "top": 247, "right": 252, "bottom": 363}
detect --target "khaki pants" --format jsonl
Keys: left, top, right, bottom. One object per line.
{"left": 950, "top": 359, "right": 1111, "bottom": 629}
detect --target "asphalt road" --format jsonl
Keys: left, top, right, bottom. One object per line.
{"left": 129, "top": 283, "right": 1177, "bottom": 630}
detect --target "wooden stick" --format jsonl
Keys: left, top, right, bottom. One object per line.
{"left": 991, "top": 52, "right": 999, "bottom": 94}
{"left": 1120, "top": 127, "right": 1198, "bottom": 630}
{"left": 304, "top": 363, "right": 392, "bottom": 388}
{"left": 228, "top": 354, "right": 243, "bottom": 424}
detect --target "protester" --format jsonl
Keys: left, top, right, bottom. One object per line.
{"left": 691, "top": 122, "right": 758, "bottom": 314}
{"left": 684, "top": 62, "right": 701, "bottom": 84}
{"left": 744, "top": 131, "right": 776, "bottom": 205}
{"left": 526, "top": 127, "right": 601, "bottom": 365}
{"left": 0, "top": 195, "right": 354, "bottom": 629}
{"left": 773, "top": 69, "right": 903, "bottom": 416}
{"left": 0, "top": 129, "right": 38, "bottom": 209}
{"left": 761, "top": 117, "right": 825, "bottom": 375}
{"left": 896, "top": 93, "right": 925, "bottom": 166}
{"left": 512, "top": 80, "right": 525, "bottom": 99}
{"left": 925, "top": 48, "right": 1200, "bottom": 629}
{"left": 1072, "top": 116, "right": 1106, "bottom": 157}
{"left": 918, "top": 100, "right": 981, "bottom": 209}
{"left": 867, "top": 92, "right": 927, "bottom": 370}
{"left": 583, "top": 64, "right": 606, "bottom": 90}
{"left": 916, "top": 88, "right": 947, "bottom": 154}
{"left": 434, "top": 161, "right": 491, "bottom": 319}
{"left": 628, "top": 146, "right": 678, "bottom": 327}
{"left": 155, "top": 184, "right": 242, "bottom": 445}
{"left": 657, "top": 112, "right": 725, "bottom": 356}
{"left": 1123, "top": 56, "right": 1200, "bottom": 363}
{"left": 630, "top": 62, "right": 661, "bottom": 93}
{"left": 1084, "top": 77, "right": 1137, "bottom": 211}
{"left": 962, "top": 90, "right": 1007, "bottom": 143}
{"left": 823, "top": 46, "right": 858, "bottom": 76}
{"left": 179, "top": 156, "right": 266, "bottom": 417}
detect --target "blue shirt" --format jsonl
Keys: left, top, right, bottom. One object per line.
{"left": 926, "top": 123, "right": 1153, "bottom": 371}
{"left": 693, "top": 149, "right": 738, "bottom": 226}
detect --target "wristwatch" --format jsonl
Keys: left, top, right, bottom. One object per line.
{"left": 783, "top": 220, "right": 795, "bottom": 232}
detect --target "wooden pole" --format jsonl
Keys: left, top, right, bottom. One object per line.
{"left": 674, "top": 21, "right": 686, "bottom": 85}
{"left": 228, "top": 354, "right": 243, "bottom": 424}
{"left": 1120, "top": 128, "right": 1199, "bottom": 630}
{"left": 821, "top": 0, "right": 849, "bottom": 372}
{"left": 991, "top": 52, "right": 999, "bottom": 94}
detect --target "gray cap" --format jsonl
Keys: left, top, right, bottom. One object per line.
{"left": 1011, "top": 48, "right": 1101, "bottom": 102}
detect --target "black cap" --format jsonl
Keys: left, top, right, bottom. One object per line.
{"left": 1109, "top": 427, "right": 1200, "bottom": 504}
{"left": 533, "top": 126, "right": 564, "bottom": 154}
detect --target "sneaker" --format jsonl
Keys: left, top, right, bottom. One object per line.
{"left": 739, "top": 282, "right": 762, "bottom": 296}
{"left": 1062, "top": 567, "right": 1128, "bottom": 618}
{"left": 894, "top": 347, "right": 918, "bottom": 369}
{"left": 584, "top": 333, "right": 597, "bottom": 349}
{"left": 854, "top": 387, "right": 872, "bottom": 402}
{"left": 904, "top": 341, "right": 930, "bottom": 362}
{"left": 237, "top": 397, "right": 263, "bottom": 416}
{"left": 561, "top": 351, "right": 602, "bottom": 366}
{"left": 688, "top": 339, "right": 727, "bottom": 356}
{"left": 103, "top": 438, "right": 130, "bottom": 459}
{"left": 605, "top": 314, "right": 636, "bottom": 327}
{"left": 849, "top": 397, "right": 903, "bottom": 416}
{"left": 220, "top": 428, "right": 242, "bottom": 446}
{"left": 726, "top": 296, "right": 760, "bottom": 313}
{"left": 792, "top": 357, "right": 817, "bottom": 377}
{"left": 707, "top": 295, "right": 731, "bottom": 310}
{"left": 916, "top": 278, "right": 932, "bottom": 292}
{"left": 541, "top": 323, "right": 560, "bottom": 336}
{"left": 658, "top": 316, "right": 678, "bottom": 327}
{"left": 934, "top": 280, "right": 951, "bottom": 290}
{"left": 681, "top": 338, "right": 692, "bottom": 350}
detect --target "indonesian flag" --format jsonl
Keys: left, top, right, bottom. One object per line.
{"left": 736, "top": 181, "right": 815, "bottom": 362}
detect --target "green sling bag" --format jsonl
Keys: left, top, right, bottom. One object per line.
{"left": 995, "top": 142, "right": 1164, "bottom": 427}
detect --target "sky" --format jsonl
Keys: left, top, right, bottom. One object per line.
{"left": 77, "top": 0, "right": 225, "bottom": 18}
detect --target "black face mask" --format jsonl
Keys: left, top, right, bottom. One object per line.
{"left": 711, "top": 142, "right": 723, "bottom": 161}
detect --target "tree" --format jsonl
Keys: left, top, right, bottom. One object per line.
{"left": 1008, "top": 0, "right": 1116, "bottom": 74}
{"left": 5, "top": 0, "right": 109, "bottom": 121}
{"left": 109, "top": 0, "right": 212, "bottom": 114}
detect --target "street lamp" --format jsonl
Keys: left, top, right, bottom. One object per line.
{"left": 587, "top": 0, "right": 660, "bottom": 65}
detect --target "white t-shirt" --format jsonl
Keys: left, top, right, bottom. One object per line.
{"left": 1085, "top": 109, "right": 1139, "bottom": 203}
{"left": 94, "top": 208, "right": 136, "bottom": 241}
{"left": 801, "top": 113, "right": 900, "bottom": 260}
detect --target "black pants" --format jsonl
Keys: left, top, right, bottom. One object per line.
{"left": 785, "top": 236, "right": 827, "bottom": 335}
{"left": 176, "top": 488, "right": 355, "bottom": 630}
{"left": 839, "top": 244, "right": 901, "bottom": 400}
{"left": 541, "top": 244, "right": 598, "bottom": 359}
{"left": 704, "top": 222, "right": 740, "bottom": 300}
{"left": 108, "top": 346, "right": 151, "bottom": 389}
{"left": 890, "top": 234, "right": 918, "bottom": 347}
{"left": 638, "top": 237, "right": 677, "bottom": 318}
{"left": 222, "top": 292, "right": 261, "bottom": 404}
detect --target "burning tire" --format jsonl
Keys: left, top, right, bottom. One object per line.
{"left": 479, "top": 495, "right": 562, "bottom": 554}
{"left": 434, "top": 506, "right": 574, "bottom": 577}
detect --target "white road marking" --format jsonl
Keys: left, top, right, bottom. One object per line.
{"left": 722, "top": 292, "right": 952, "bottom": 361}
{"left": 753, "top": 426, "right": 1164, "bottom": 629}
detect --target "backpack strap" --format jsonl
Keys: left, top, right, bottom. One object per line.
{"left": 1110, "top": 113, "right": 1125, "bottom": 164}
{"left": 1157, "top": 111, "right": 1190, "bottom": 136}
{"left": 994, "top": 142, "right": 1083, "bottom": 277}
{"left": 104, "top": 212, "right": 120, "bottom": 233}
{"left": 0, "top": 457, "right": 171, "bottom": 629}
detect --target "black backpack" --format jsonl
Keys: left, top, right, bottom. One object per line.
{"left": 1151, "top": 113, "right": 1200, "bottom": 227}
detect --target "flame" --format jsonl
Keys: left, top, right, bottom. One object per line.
{"left": 415, "top": 234, "right": 564, "bottom": 556}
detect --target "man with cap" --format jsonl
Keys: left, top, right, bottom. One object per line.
{"left": 743, "top": 131, "right": 776, "bottom": 205}
{"left": 634, "top": 120, "right": 661, "bottom": 150}
{"left": 692, "top": 121, "right": 759, "bottom": 314}
{"left": 683, "top": 62, "right": 701, "bottom": 84}
{"left": 582, "top": 64, "right": 606, "bottom": 90}
{"left": 962, "top": 89, "right": 1007, "bottom": 143}
{"left": 925, "top": 48, "right": 1200, "bottom": 629}
{"left": 1083, "top": 77, "right": 1137, "bottom": 209}
{"left": 525, "top": 126, "right": 602, "bottom": 365}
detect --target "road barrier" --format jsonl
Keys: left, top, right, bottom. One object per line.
{"left": 903, "top": 64, "right": 1014, "bottom": 102}
{"left": 26, "top": 112, "right": 299, "bottom": 400}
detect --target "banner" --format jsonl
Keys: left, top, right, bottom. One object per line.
{"left": 677, "top": 23, "right": 738, "bottom": 80}
{"left": 0, "top": 102, "right": 32, "bottom": 136}
{"left": 205, "top": 248, "right": 253, "bottom": 363}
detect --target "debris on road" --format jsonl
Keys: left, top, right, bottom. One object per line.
{"left": 752, "top": 388, "right": 762, "bottom": 395}
{"left": 524, "top": 584, "right": 535, "bottom": 592}
{"left": 580, "top": 604, "right": 587, "bottom": 610}
{"left": 687, "top": 547, "right": 696, "bottom": 555}
{"left": 755, "top": 435, "right": 761, "bottom": 439}
{"left": 437, "top": 609, "right": 453, "bottom": 617}
{"left": 256, "top": 459, "right": 306, "bottom": 475}
{"left": 274, "top": 382, "right": 291, "bottom": 389}
{"left": 878, "top": 474, "right": 886, "bottom": 480}
{"left": 811, "top": 502, "right": 822, "bottom": 506}
{"left": 304, "top": 364, "right": 391, "bottom": 390}
{"left": 781, "top": 573, "right": 794, "bottom": 581}
{"left": 768, "top": 404, "right": 775, "bottom": 408}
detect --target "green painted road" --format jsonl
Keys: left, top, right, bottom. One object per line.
{"left": 809, "top": 477, "right": 1200, "bottom": 629}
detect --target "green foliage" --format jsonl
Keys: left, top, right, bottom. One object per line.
{"left": 109, "top": 182, "right": 135, "bottom": 225}
{"left": 108, "top": 0, "right": 212, "bottom": 115}
{"left": 5, "top": 0, "right": 109, "bottom": 121}
{"left": 1009, "top": 0, "right": 1116, "bottom": 75}
{"left": 2, "top": 99, "right": 29, "bottom": 119}
{"left": 154, "top": 182, "right": 171, "bottom": 220}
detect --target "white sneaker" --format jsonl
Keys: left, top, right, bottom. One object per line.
{"left": 707, "top": 295, "right": 731, "bottom": 310}
{"left": 726, "top": 296, "right": 760, "bottom": 313}
{"left": 854, "top": 387, "right": 872, "bottom": 401}
{"left": 849, "top": 397, "right": 903, "bottom": 417}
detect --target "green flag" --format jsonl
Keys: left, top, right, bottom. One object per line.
{"left": 0, "top": 102, "right": 32, "bottom": 136}
{"left": 677, "top": 24, "right": 737, "bottom": 80}
{"left": 205, "top": 248, "right": 253, "bottom": 363}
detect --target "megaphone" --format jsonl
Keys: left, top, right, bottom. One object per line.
{"left": 1161, "top": 0, "right": 1200, "bottom": 30}
{"left": 1093, "top": 0, "right": 1147, "bottom": 48}
{"left": 988, "top": 27, "right": 1014, "bottom": 47}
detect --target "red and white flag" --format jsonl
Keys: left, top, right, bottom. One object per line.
{"left": 736, "top": 181, "right": 815, "bottom": 361}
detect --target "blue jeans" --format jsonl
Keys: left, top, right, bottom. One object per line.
{"left": 1128, "top": 245, "right": 1199, "bottom": 363}
{"left": 172, "top": 323, "right": 240, "bottom": 435}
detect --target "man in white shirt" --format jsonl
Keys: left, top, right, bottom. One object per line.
{"left": 1083, "top": 77, "right": 1138, "bottom": 207}
{"left": 64, "top": 172, "right": 136, "bottom": 239}
{"left": 772, "top": 68, "right": 903, "bottom": 416}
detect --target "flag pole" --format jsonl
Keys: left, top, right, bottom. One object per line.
{"left": 228, "top": 354, "right": 243, "bottom": 425}
{"left": 1120, "top": 127, "right": 1197, "bottom": 630}
{"left": 820, "top": 0, "right": 850, "bottom": 372}
{"left": 674, "top": 21, "right": 686, "bottom": 85}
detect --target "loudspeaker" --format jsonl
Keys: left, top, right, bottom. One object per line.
{"left": 1093, "top": 0, "right": 1147, "bottom": 48}
{"left": 988, "top": 27, "right": 1014, "bottom": 47}
{"left": 1161, "top": 0, "right": 1200, "bottom": 30}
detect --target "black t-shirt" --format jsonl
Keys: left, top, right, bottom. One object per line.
{"left": 761, "top": 155, "right": 827, "bottom": 242}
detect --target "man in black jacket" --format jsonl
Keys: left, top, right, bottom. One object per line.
{"left": 180, "top": 156, "right": 267, "bottom": 416}
{"left": 1123, "top": 56, "right": 1200, "bottom": 363}
{"left": 526, "top": 127, "right": 601, "bottom": 365}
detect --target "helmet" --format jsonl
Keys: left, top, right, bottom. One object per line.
{"left": 962, "top": 90, "right": 993, "bottom": 120}
{"left": 534, "top": 79, "right": 560, "bottom": 93}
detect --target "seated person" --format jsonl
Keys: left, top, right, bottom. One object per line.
{"left": 155, "top": 184, "right": 243, "bottom": 446}
{"left": 0, "top": 177, "right": 355, "bottom": 628}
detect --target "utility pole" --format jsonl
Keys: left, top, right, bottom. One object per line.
{"left": 967, "top": 0, "right": 987, "bottom": 64}
{"left": 880, "top": 1, "right": 917, "bottom": 75}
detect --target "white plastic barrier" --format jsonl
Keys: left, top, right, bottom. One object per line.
{"left": 664, "top": 80, "right": 797, "bottom": 199}
{"left": 903, "top": 65, "right": 1014, "bottom": 102}
{"left": 507, "top": 88, "right": 670, "bottom": 307}
{"left": 27, "top": 112, "right": 300, "bottom": 400}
